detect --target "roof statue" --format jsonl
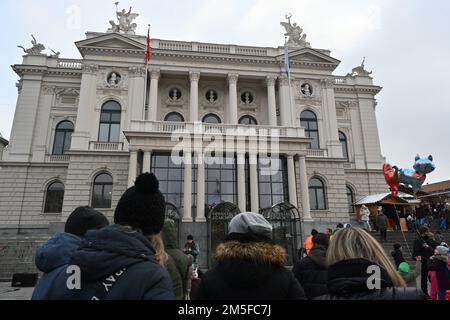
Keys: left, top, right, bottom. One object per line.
{"left": 280, "top": 14, "right": 311, "bottom": 48}
{"left": 107, "top": 3, "right": 139, "bottom": 35}
{"left": 349, "top": 57, "right": 373, "bottom": 77}
{"left": 17, "top": 35, "right": 45, "bottom": 55}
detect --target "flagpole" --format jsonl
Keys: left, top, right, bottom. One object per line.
{"left": 142, "top": 24, "right": 150, "bottom": 121}
{"left": 285, "top": 37, "right": 294, "bottom": 127}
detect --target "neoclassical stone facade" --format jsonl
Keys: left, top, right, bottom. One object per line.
{"left": 0, "top": 18, "right": 386, "bottom": 265}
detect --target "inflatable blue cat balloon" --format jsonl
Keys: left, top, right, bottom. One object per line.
{"left": 383, "top": 155, "right": 435, "bottom": 196}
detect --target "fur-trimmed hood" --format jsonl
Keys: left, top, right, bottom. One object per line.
{"left": 210, "top": 240, "right": 290, "bottom": 290}
{"left": 215, "top": 241, "right": 288, "bottom": 267}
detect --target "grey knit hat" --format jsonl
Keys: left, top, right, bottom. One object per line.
{"left": 436, "top": 246, "right": 449, "bottom": 256}
{"left": 228, "top": 212, "right": 273, "bottom": 239}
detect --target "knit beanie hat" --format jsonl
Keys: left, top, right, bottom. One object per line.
{"left": 227, "top": 212, "right": 273, "bottom": 241}
{"left": 114, "top": 173, "right": 166, "bottom": 236}
{"left": 65, "top": 206, "right": 109, "bottom": 237}
{"left": 398, "top": 262, "right": 410, "bottom": 274}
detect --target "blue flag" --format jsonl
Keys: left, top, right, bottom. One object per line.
{"left": 284, "top": 42, "right": 291, "bottom": 79}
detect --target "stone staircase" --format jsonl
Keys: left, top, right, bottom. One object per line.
{"left": 0, "top": 236, "right": 48, "bottom": 282}
{"left": 376, "top": 226, "right": 450, "bottom": 270}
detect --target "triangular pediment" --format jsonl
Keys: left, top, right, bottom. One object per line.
{"left": 278, "top": 47, "right": 340, "bottom": 66}
{"left": 76, "top": 33, "right": 146, "bottom": 57}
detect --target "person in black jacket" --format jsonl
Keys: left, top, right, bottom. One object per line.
{"left": 45, "top": 173, "right": 174, "bottom": 300}
{"left": 292, "top": 233, "right": 329, "bottom": 299}
{"left": 194, "top": 212, "right": 306, "bottom": 300}
{"left": 412, "top": 226, "right": 439, "bottom": 297}
{"left": 316, "top": 227, "right": 424, "bottom": 300}
{"left": 391, "top": 243, "right": 406, "bottom": 269}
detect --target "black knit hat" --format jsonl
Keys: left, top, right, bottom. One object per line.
{"left": 65, "top": 206, "right": 109, "bottom": 237}
{"left": 114, "top": 173, "right": 166, "bottom": 236}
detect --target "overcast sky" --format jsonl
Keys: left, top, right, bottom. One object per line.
{"left": 1, "top": 0, "right": 449, "bottom": 183}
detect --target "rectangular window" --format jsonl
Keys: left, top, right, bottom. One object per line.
{"left": 98, "top": 124, "right": 110, "bottom": 142}
{"left": 258, "top": 156, "right": 288, "bottom": 209}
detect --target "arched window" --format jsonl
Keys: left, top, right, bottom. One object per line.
{"left": 300, "top": 110, "right": 320, "bottom": 149}
{"left": 346, "top": 186, "right": 355, "bottom": 213}
{"left": 202, "top": 114, "right": 221, "bottom": 124}
{"left": 92, "top": 173, "right": 113, "bottom": 209}
{"left": 339, "top": 131, "right": 349, "bottom": 160}
{"left": 44, "top": 181, "right": 65, "bottom": 213}
{"left": 99, "top": 101, "right": 121, "bottom": 143}
{"left": 238, "top": 115, "right": 258, "bottom": 125}
{"left": 309, "top": 177, "right": 326, "bottom": 210}
{"left": 164, "top": 112, "right": 184, "bottom": 122}
{"left": 52, "top": 121, "right": 74, "bottom": 155}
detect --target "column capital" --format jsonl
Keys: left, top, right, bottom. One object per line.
{"left": 320, "top": 77, "right": 335, "bottom": 89}
{"left": 81, "top": 63, "right": 98, "bottom": 74}
{"left": 227, "top": 73, "right": 239, "bottom": 84}
{"left": 150, "top": 69, "right": 161, "bottom": 80}
{"left": 278, "top": 74, "right": 289, "bottom": 86}
{"left": 129, "top": 66, "right": 147, "bottom": 78}
{"left": 189, "top": 71, "right": 201, "bottom": 82}
{"left": 265, "top": 75, "right": 277, "bottom": 87}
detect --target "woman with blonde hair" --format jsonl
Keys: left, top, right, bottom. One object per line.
{"left": 316, "top": 227, "right": 424, "bottom": 300}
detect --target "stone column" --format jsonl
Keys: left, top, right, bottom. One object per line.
{"left": 148, "top": 69, "right": 160, "bottom": 121}
{"left": 142, "top": 151, "right": 152, "bottom": 173}
{"left": 71, "top": 64, "right": 98, "bottom": 151}
{"left": 129, "top": 66, "right": 147, "bottom": 123}
{"left": 287, "top": 155, "right": 298, "bottom": 207}
{"left": 237, "top": 153, "right": 247, "bottom": 212}
{"left": 189, "top": 71, "right": 200, "bottom": 122}
{"left": 196, "top": 151, "right": 206, "bottom": 222}
{"left": 278, "top": 75, "right": 291, "bottom": 127}
{"left": 321, "top": 78, "right": 342, "bottom": 158}
{"left": 249, "top": 153, "right": 259, "bottom": 212}
{"left": 128, "top": 150, "right": 138, "bottom": 187}
{"left": 299, "top": 155, "right": 312, "bottom": 221}
{"left": 266, "top": 76, "right": 277, "bottom": 126}
{"left": 228, "top": 73, "right": 239, "bottom": 124}
{"left": 31, "top": 86, "right": 54, "bottom": 162}
{"left": 183, "top": 152, "right": 193, "bottom": 222}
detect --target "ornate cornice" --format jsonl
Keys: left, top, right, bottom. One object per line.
{"left": 78, "top": 47, "right": 145, "bottom": 57}
{"left": 152, "top": 50, "right": 336, "bottom": 71}
{"left": 334, "top": 85, "right": 382, "bottom": 95}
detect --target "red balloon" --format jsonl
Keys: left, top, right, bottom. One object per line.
{"left": 383, "top": 163, "right": 399, "bottom": 197}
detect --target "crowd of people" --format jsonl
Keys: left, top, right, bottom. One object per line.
{"left": 30, "top": 173, "right": 449, "bottom": 300}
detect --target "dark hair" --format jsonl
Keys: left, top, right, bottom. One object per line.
{"left": 311, "top": 229, "right": 319, "bottom": 236}
{"left": 187, "top": 235, "right": 194, "bottom": 240}
{"left": 393, "top": 243, "right": 402, "bottom": 250}
{"left": 327, "top": 228, "right": 333, "bottom": 233}
{"left": 419, "top": 226, "right": 429, "bottom": 235}
{"left": 336, "top": 223, "right": 344, "bottom": 229}
{"left": 226, "top": 231, "right": 272, "bottom": 244}
{"left": 312, "top": 233, "right": 329, "bottom": 248}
